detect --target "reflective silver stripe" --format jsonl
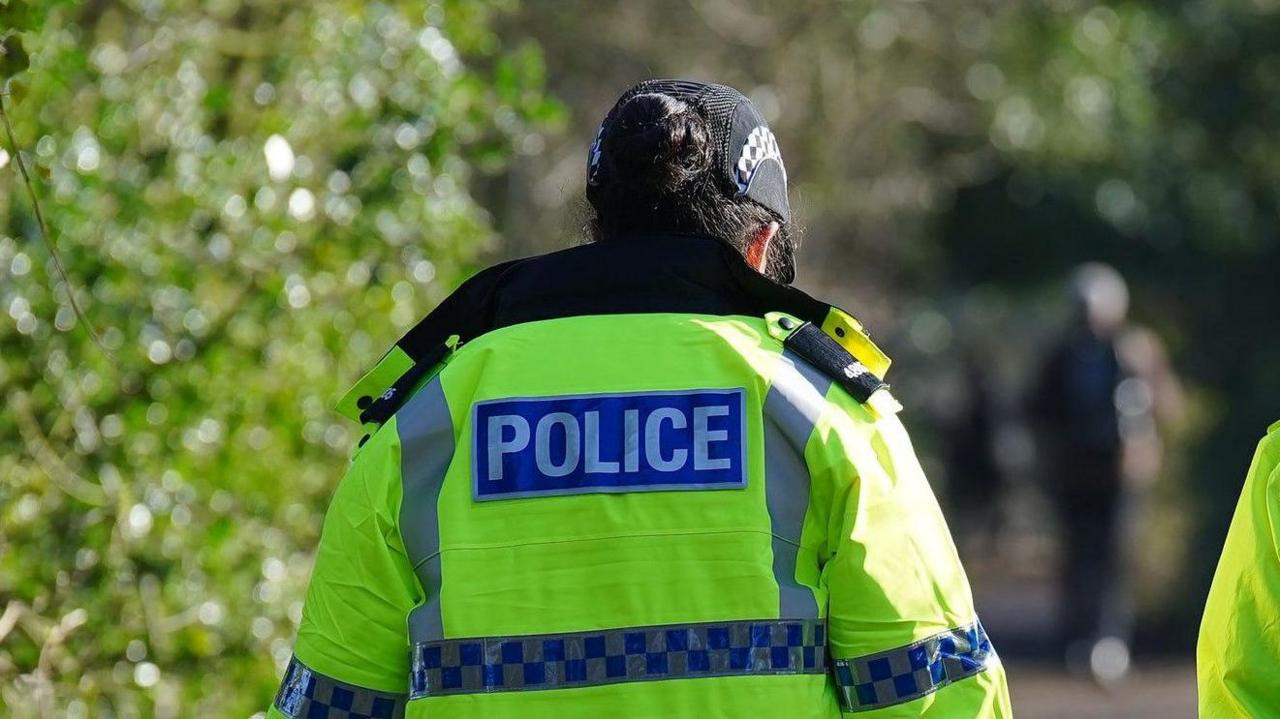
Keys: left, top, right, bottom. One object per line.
{"left": 274, "top": 655, "right": 406, "bottom": 719}
{"left": 831, "top": 621, "right": 995, "bottom": 712}
{"left": 396, "top": 377, "right": 456, "bottom": 643}
{"left": 761, "top": 349, "right": 830, "bottom": 619}
{"left": 409, "top": 618, "right": 826, "bottom": 698}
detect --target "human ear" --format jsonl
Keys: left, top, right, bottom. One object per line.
{"left": 745, "top": 221, "right": 778, "bottom": 274}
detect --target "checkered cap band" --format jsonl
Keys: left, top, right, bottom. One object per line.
{"left": 274, "top": 656, "right": 406, "bottom": 719}
{"left": 409, "top": 618, "right": 826, "bottom": 698}
{"left": 831, "top": 621, "right": 995, "bottom": 712}
{"left": 585, "top": 123, "right": 605, "bottom": 184}
{"left": 736, "top": 125, "right": 786, "bottom": 193}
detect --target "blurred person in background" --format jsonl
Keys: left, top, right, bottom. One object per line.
{"left": 266, "top": 79, "right": 1011, "bottom": 718}
{"left": 1198, "top": 420, "right": 1280, "bottom": 717}
{"left": 1027, "top": 263, "right": 1184, "bottom": 683}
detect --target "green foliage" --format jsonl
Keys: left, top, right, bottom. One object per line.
{"left": 0, "top": 1, "right": 558, "bottom": 716}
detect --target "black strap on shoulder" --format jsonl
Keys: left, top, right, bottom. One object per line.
{"left": 783, "top": 321, "right": 888, "bottom": 403}
{"left": 358, "top": 341, "right": 450, "bottom": 428}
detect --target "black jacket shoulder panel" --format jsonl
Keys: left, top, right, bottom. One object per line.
{"left": 394, "top": 233, "right": 836, "bottom": 362}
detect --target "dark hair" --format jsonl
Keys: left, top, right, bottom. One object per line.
{"left": 586, "top": 92, "right": 796, "bottom": 283}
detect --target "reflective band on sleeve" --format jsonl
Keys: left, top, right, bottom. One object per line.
{"left": 409, "top": 618, "right": 826, "bottom": 699}
{"left": 274, "top": 655, "right": 406, "bottom": 719}
{"left": 831, "top": 621, "right": 994, "bottom": 712}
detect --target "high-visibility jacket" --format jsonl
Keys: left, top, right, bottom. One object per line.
{"left": 1198, "top": 420, "right": 1280, "bottom": 717}
{"left": 268, "top": 234, "right": 1011, "bottom": 719}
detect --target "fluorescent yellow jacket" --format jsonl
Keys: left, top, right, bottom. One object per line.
{"left": 268, "top": 234, "right": 1011, "bottom": 719}
{"left": 1198, "top": 420, "right": 1280, "bottom": 717}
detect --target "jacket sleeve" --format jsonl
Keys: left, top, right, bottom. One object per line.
{"left": 267, "top": 430, "right": 423, "bottom": 718}
{"left": 1197, "top": 424, "right": 1280, "bottom": 718}
{"left": 810, "top": 391, "right": 1012, "bottom": 717}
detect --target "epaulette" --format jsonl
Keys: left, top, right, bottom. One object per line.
{"left": 816, "top": 306, "right": 891, "bottom": 380}
{"left": 336, "top": 337, "right": 456, "bottom": 449}
{"left": 334, "top": 256, "right": 527, "bottom": 441}
{"left": 336, "top": 347, "right": 414, "bottom": 426}
{"left": 356, "top": 340, "right": 452, "bottom": 427}
{"left": 766, "top": 311, "right": 901, "bottom": 417}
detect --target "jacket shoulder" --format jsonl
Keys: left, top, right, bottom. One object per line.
{"left": 764, "top": 312, "right": 901, "bottom": 417}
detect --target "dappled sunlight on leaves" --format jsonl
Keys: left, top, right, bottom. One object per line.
{"left": 0, "top": 1, "right": 558, "bottom": 716}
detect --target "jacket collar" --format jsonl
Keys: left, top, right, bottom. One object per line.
{"left": 337, "top": 233, "right": 889, "bottom": 424}
{"left": 395, "top": 233, "right": 829, "bottom": 360}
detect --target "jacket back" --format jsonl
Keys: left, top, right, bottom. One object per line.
{"left": 269, "top": 235, "right": 1011, "bottom": 719}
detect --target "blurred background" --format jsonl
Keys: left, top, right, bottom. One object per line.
{"left": 3, "top": 0, "right": 1278, "bottom": 716}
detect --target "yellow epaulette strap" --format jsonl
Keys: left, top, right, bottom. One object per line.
{"left": 820, "top": 306, "right": 891, "bottom": 380}
{"left": 766, "top": 311, "right": 902, "bottom": 417}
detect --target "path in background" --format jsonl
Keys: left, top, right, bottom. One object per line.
{"left": 1007, "top": 662, "right": 1196, "bottom": 719}
{"left": 970, "top": 553, "right": 1197, "bottom": 717}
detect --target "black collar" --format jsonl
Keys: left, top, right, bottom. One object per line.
{"left": 394, "top": 233, "right": 831, "bottom": 362}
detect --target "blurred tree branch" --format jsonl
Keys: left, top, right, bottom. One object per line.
{"left": 7, "top": 391, "right": 109, "bottom": 506}
{"left": 0, "top": 88, "right": 109, "bottom": 353}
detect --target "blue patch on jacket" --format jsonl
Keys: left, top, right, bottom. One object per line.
{"left": 472, "top": 388, "right": 747, "bottom": 501}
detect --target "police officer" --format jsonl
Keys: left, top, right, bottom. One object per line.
{"left": 268, "top": 80, "right": 1012, "bottom": 718}
{"left": 1198, "top": 420, "right": 1280, "bottom": 716}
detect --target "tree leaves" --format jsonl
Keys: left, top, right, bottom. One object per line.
{"left": 0, "top": 2, "right": 556, "bottom": 715}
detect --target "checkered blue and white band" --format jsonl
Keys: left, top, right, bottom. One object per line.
{"left": 831, "top": 621, "right": 995, "bottom": 712}
{"left": 274, "top": 655, "right": 406, "bottom": 719}
{"left": 276, "top": 618, "right": 991, "bottom": 710}
{"left": 409, "top": 618, "right": 826, "bottom": 698}
{"left": 585, "top": 123, "right": 606, "bottom": 185}
{"left": 735, "top": 125, "right": 786, "bottom": 194}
